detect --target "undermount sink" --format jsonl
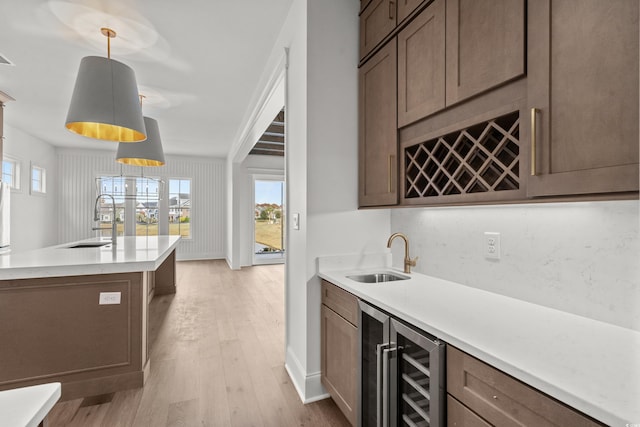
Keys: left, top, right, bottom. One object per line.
{"left": 347, "top": 272, "right": 409, "bottom": 283}
{"left": 66, "top": 242, "right": 111, "bottom": 248}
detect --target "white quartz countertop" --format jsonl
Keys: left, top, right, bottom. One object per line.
{"left": 0, "top": 382, "right": 61, "bottom": 427}
{"left": 318, "top": 256, "right": 640, "bottom": 427}
{"left": 0, "top": 236, "right": 180, "bottom": 280}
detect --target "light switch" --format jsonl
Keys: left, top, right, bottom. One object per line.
{"left": 292, "top": 213, "right": 300, "bottom": 230}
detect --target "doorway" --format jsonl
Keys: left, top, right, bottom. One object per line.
{"left": 253, "top": 177, "right": 285, "bottom": 265}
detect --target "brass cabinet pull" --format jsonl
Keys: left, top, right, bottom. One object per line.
{"left": 531, "top": 108, "right": 538, "bottom": 176}
{"left": 389, "top": 0, "right": 395, "bottom": 19}
{"left": 388, "top": 154, "right": 395, "bottom": 193}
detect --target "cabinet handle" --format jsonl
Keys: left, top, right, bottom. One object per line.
{"left": 531, "top": 108, "right": 538, "bottom": 176}
{"left": 388, "top": 155, "right": 395, "bottom": 193}
{"left": 382, "top": 344, "right": 397, "bottom": 427}
{"left": 389, "top": 1, "right": 395, "bottom": 19}
{"left": 376, "top": 343, "right": 385, "bottom": 427}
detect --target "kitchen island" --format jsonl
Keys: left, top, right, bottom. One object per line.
{"left": 0, "top": 236, "right": 180, "bottom": 400}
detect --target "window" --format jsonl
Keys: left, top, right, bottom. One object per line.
{"left": 135, "top": 177, "right": 160, "bottom": 237}
{"left": 169, "top": 179, "right": 191, "bottom": 238}
{"left": 96, "top": 176, "right": 127, "bottom": 237}
{"left": 2, "top": 157, "right": 20, "bottom": 189}
{"left": 30, "top": 164, "right": 46, "bottom": 194}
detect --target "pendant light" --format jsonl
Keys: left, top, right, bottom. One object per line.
{"left": 116, "top": 96, "right": 166, "bottom": 166}
{"left": 65, "top": 28, "right": 146, "bottom": 142}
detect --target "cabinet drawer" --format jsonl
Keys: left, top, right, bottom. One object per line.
{"left": 321, "top": 280, "right": 358, "bottom": 326}
{"left": 448, "top": 395, "right": 491, "bottom": 427}
{"left": 447, "top": 346, "right": 604, "bottom": 427}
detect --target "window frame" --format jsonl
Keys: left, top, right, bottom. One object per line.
{"left": 168, "top": 177, "right": 192, "bottom": 240}
{"left": 2, "top": 155, "right": 21, "bottom": 191}
{"left": 30, "top": 163, "right": 46, "bottom": 195}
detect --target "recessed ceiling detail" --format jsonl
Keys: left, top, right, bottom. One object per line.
{"left": 250, "top": 110, "right": 285, "bottom": 157}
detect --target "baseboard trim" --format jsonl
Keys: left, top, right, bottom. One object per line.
{"left": 285, "top": 347, "right": 329, "bottom": 404}
{"left": 61, "top": 371, "right": 144, "bottom": 401}
{"left": 175, "top": 253, "right": 225, "bottom": 261}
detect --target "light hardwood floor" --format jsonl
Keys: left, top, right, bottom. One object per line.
{"left": 47, "top": 260, "right": 350, "bottom": 427}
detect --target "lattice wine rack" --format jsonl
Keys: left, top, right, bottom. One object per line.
{"left": 404, "top": 111, "right": 520, "bottom": 200}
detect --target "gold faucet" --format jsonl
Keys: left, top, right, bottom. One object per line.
{"left": 387, "top": 232, "right": 418, "bottom": 273}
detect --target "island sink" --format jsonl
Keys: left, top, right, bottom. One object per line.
{"left": 66, "top": 242, "right": 111, "bottom": 248}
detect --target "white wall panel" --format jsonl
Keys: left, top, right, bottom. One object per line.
{"left": 57, "top": 148, "right": 225, "bottom": 260}
{"left": 3, "top": 124, "right": 58, "bottom": 253}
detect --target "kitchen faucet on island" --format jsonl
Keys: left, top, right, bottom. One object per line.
{"left": 387, "top": 232, "right": 418, "bottom": 273}
{"left": 93, "top": 194, "right": 118, "bottom": 246}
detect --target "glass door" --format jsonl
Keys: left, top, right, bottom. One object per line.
{"left": 253, "top": 178, "right": 285, "bottom": 264}
{"left": 359, "top": 301, "right": 390, "bottom": 427}
{"left": 390, "top": 319, "right": 445, "bottom": 427}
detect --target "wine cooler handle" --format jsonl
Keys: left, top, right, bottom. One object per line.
{"left": 376, "top": 343, "right": 384, "bottom": 427}
{"left": 382, "top": 347, "right": 391, "bottom": 427}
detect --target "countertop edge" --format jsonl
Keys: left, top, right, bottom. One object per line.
{"left": 0, "top": 236, "right": 181, "bottom": 280}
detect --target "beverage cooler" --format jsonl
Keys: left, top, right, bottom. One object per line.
{"left": 359, "top": 301, "right": 445, "bottom": 427}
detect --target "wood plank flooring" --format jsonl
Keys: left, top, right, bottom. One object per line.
{"left": 47, "top": 260, "right": 350, "bottom": 427}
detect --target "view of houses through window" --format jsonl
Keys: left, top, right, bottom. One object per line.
{"left": 254, "top": 179, "right": 284, "bottom": 261}
{"left": 95, "top": 176, "right": 190, "bottom": 238}
{"left": 169, "top": 179, "right": 191, "bottom": 238}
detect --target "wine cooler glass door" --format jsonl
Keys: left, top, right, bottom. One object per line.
{"left": 391, "top": 319, "right": 445, "bottom": 427}
{"left": 359, "top": 302, "right": 390, "bottom": 427}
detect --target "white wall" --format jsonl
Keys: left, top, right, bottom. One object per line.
{"left": 57, "top": 148, "right": 225, "bottom": 260}
{"left": 259, "top": 0, "right": 390, "bottom": 401}
{"left": 390, "top": 200, "right": 640, "bottom": 331}
{"left": 3, "top": 124, "right": 58, "bottom": 253}
{"left": 239, "top": 155, "right": 285, "bottom": 267}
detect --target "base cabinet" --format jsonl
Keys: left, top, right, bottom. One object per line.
{"left": 321, "top": 281, "right": 358, "bottom": 426}
{"left": 446, "top": 346, "right": 605, "bottom": 427}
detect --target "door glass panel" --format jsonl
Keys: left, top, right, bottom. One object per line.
{"left": 254, "top": 179, "right": 285, "bottom": 263}
{"left": 397, "top": 332, "right": 432, "bottom": 426}
{"left": 361, "top": 310, "right": 384, "bottom": 427}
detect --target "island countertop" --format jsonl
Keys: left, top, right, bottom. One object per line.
{"left": 0, "top": 236, "right": 180, "bottom": 280}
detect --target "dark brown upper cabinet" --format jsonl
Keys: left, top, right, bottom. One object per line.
{"left": 359, "top": 41, "right": 398, "bottom": 207}
{"left": 360, "top": 0, "right": 397, "bottom": 61}
{"left": 445, "top": 0, "right": 526, "bottom": 107}
{"left": 527, "top": 0, "right": 639, "bottom": 197}
{"left": 397, "top": 0, "right": 526, "bottom": 128}
{"left": 397, "top": 0, "right": 425, "bottom": 22}
{"left": 397, "top": 0, "right": 446, "bottom": 128}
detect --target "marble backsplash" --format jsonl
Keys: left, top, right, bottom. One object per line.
{"left": 389, "top": 200, "right": 639, "bottom": 331}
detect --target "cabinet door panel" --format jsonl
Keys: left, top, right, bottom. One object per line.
{"left": 321, "top": 305, "right": 357, "bottom": 426}
{"left": 446, "top": 0, "right": 525, "bottom": 106}
{"left": 448, "top": 395, "right": 492, "bottom": 427}
{"left": 447, "top": 346, "right": 605, "bottom": 427}
{"left": 397, "top": 0, "right": 424, "bottom": 22}
{"left": 359, "top": 41, "right": 398, "bottom": 207}
{"left": 398, "top": 0, "right": 445, "bottom": 127}
{"left": 528, "top": 0, "right": 639, "bottom": 197}
{"left": 360, "top": 0, "right": 396, "bottom": 60}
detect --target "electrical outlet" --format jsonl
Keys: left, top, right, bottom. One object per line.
{"left": 99, "top": 292, "right": 121, "bottom": 305}
{"left": 484, "top": 232, "right": 501, "bottom": 260}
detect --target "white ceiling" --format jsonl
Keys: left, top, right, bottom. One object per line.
{"left": 0, "top": 0, "right": 293, "bottom": 159}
